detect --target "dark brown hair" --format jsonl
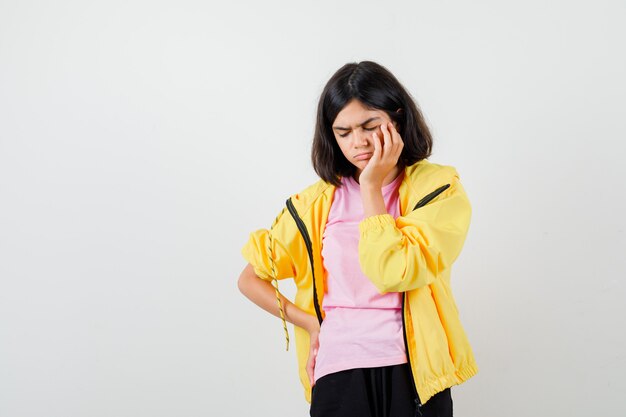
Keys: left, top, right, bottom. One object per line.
{"left": 311, "top": 61, "right": 433, "bottom": 187}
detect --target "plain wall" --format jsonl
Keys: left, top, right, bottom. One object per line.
{"left": 1, "top": 0, "right": 625, "bottom": 415}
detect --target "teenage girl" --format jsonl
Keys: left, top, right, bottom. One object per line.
{"left": 238, "top": 61, "right": 477, "bottom": 417}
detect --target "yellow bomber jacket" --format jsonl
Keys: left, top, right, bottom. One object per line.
{"left": 240, "top": 159, "right": 478, "bottom": 405}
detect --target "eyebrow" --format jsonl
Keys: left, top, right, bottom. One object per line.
{"left": 332, "top": 117, "right": 381, "bottom": 131}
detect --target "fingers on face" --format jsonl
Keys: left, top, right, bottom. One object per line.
{"left": 372, "top": 130, "right": 380, "bottom": 156}
{"left": 373, "top": 122, "right": 401, "bottom": 159}
{"left": 386, "top": 122, "right": 403, "bottom": 155}
{"left": 382, "top": 122, "right": 390, "bottom": 144}
{"left": 380, "top": 122, "right": 394, "bottom": 158}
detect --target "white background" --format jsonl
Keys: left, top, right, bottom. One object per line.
{"left": 1, "top": 1, "right": 625, "bottom": 416}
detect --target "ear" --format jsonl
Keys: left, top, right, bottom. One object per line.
{"left": 394, "top": 108, "right": 403, "bottom": 130}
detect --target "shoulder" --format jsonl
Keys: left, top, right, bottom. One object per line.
{"left": 287, "top": 177, "right": 334, "bottom": 213}
{"left": 403, "top": 159, "right": 466, "bottom": 207}
{"left": 405, "top": 159, "right": 460, "bottom": 184}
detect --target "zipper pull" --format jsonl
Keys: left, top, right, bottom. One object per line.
{"left": 414, "top": 398, "right": 422, "bottom": 417}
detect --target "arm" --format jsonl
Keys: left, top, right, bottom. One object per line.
{"left": 240, "top": 205, "right": 314, "bottom": 351}
{"left": 238, "top": 263, "right": 321, "bottom": 386}
{"left": 237, "top": 263, "right": 319, "bottom": 333}
{"left": 360, "top": 181, "right": 387, "bottom": 217}
{"left": 357, "top": 175, "right": 472, "bottom": 293}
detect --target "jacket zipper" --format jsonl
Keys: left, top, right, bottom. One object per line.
{"left": 413, "top": 183, "right": 450, "bottom": 210}
{"left": 285, "top": 197, "right": 324, "bottom": 325}
{"left": 402, "top": 292, "right": 423, "bottom": 416}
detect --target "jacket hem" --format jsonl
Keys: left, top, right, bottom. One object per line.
{"left": 416, "top": 363, "right": 479, "bottom": 405}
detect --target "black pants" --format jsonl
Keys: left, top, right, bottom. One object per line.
{"left": 309, "top": 363, "right": 452, "bottom": 417}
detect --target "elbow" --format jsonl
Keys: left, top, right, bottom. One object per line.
{"left": 237, "top": 263, "right": 257, "bottom": 295}
{"left": 362, "top": 267, "right": 401, "bottom": 294}
{"left": 359, "top": 258, "right": 403, "bottom": 294}
{"left": 373, "top": 280, "right": 393, "bottom": 294}
{"left": 371, "top": 263, "right": 434, "bottom": 294}
{"left": 237, "top": 271, "right": 248, "bottom": 295}
{"left": 373, "top": 276, "right": 404, "bottom": 294}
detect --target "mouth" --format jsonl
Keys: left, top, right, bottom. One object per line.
{"left": 354, "top": 152, "right": 373, "bottom": 160}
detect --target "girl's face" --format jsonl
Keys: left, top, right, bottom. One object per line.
{"left": 331, "top": 99, "right": 398, "bottom": 176}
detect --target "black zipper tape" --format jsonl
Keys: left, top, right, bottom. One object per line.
{"left": 413, "top": 183, "right": 450, "bottom": 210}
{"left": 402, "top": 292, "right": 422, "bottom": 413}
{"left": 285, "top": 197, "right": 323, "bottom": 325}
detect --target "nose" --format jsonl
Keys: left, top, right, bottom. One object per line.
{"left": 354, "top": 128, "right": 370, "bottom": 147}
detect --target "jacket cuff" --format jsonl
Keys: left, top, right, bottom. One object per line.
{"left": 359, "top": 213, "right": 395, "bottom": 235}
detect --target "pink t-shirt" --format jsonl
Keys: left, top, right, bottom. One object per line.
{"left": 313, "top": 171, "right": 407, "bottom": 383}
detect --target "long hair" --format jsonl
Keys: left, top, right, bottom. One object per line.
{"left": 311, "top": 61, "right": 433, "bottom": 187}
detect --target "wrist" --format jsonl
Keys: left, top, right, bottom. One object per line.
{"left": 359, "top": 180, "right": 382, "bottom": 191}
{"left": 304, "top": 315, "right": 320, "bottom": 334}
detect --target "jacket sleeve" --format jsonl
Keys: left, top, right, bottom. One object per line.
{"left": 357, "top": 175, "right": 472, "bottom": 293}
{"left": 241, "top": 206, "right": 298, "bottom": 282}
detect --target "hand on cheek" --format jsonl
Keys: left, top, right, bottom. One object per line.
{"left": 359, "top": 121, "right": 404, "bottom": 187}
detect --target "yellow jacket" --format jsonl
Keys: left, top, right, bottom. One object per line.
{"left": 241, "top": 159, "right": 478, "bottom": 405}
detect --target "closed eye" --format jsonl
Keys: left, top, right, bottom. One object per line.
{"left": 339, "top": 126, "right": 378, "bottom": 138}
